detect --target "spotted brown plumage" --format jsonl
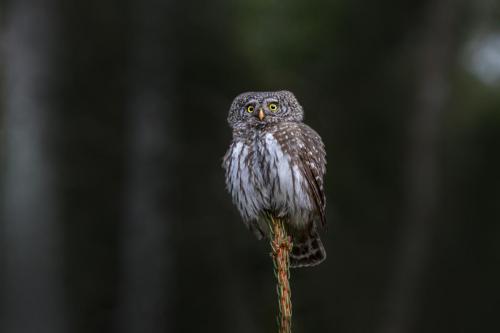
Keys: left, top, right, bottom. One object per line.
{"left": 223, "top": 90, "right": 327, "bottom": 267}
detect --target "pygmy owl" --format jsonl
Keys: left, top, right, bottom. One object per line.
{"left": 223, "top": 90, "right": 327, "bottom": 267}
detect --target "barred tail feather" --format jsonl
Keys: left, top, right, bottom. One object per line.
{"left": 290, "top": 230, "right": 326, "bottom": 268}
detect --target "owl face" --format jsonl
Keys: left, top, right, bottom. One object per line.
{"left": 228, "top": 90, "right": 304, "bottom": 130}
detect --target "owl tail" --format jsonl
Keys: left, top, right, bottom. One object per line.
{"left": 290, "top": 228, "right": 326, "bottom": 268}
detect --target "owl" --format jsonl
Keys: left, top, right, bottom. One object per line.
{"left": 223, "top": 90, "right": 327, "bottom": 267}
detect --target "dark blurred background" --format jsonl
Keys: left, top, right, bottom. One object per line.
{"left": 1, "top": 0, "right": 499, "bottom": 332}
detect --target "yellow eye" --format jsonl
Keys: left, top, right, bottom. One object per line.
{"left": 269, "top": 103, "right": 278, "bottom": 112}
{"left": 246, "top": 105, "right": 255, "bottom": 113}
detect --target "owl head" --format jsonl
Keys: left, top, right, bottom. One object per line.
{"left": 228, "top": 90, "right": 304, "bottom": 130}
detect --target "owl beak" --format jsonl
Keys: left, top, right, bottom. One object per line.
{"left": 258, "top": 108, "right": 265, "bottom": 121}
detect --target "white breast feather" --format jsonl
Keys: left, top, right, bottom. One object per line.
{"left": 226, "top": 133, "right": 314, "bottom": 229}
{"left": 264, "top": 133, "right": 312, "bottom": 226}
{"left": 228, "top": 142, "right": 260, "bottom": 221}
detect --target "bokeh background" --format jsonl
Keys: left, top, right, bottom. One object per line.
{"left": 1, "top": 0, "right": 500, "bottom": 332}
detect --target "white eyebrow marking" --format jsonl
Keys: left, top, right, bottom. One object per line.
{"left": 263, "top": 98, "right": 279, "bottom": 104}
{"left": 245, "top": 99, "right": 258, "bottom": 106}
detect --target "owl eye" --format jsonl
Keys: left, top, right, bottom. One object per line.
{"left": 246, "top": 105, "right": 255, "bottom": 113}
{"left": 269, "top": 103, "right": 278, "bottom": 112}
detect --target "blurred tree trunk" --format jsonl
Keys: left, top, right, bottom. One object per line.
{"left": 381, "top": 1, "right": 460, "bottom": 332}
{"left": 114, "top": 1, "right": 177, "bottom": 332}
{"left": 1, "top": 1, "right": 66, "bottom": 333}
{"left": 56, "top": 3, "right": 129, "bottom": 332}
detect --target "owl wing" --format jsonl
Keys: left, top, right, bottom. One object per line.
{"left": 297, "top": 123, "right": 327, "bottom": 227}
